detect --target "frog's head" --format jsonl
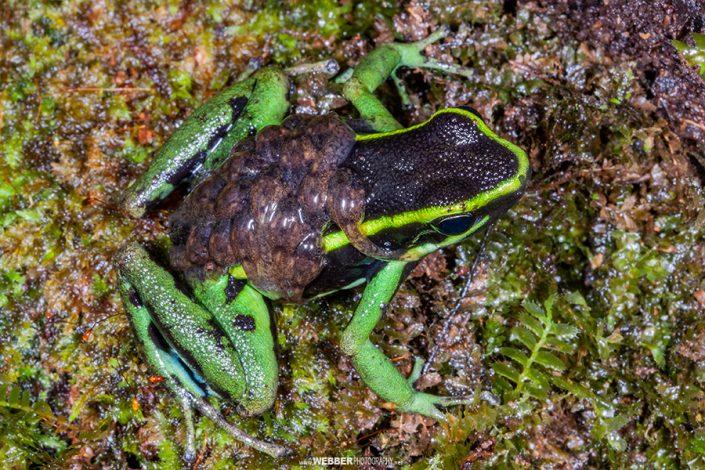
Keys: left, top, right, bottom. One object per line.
{"left": 326, "top": 108, "right": 529, "bottom": 261}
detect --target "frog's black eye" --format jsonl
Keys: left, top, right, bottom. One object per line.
{"left": 458, "top": 106, "right": 484, "bottom": 122}
{"left": 432, "top": 215, "right": 476, "bottom": 236}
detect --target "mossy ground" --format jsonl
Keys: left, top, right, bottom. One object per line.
{"left": 1, "top": 1, "right": 704, "bottom": 468}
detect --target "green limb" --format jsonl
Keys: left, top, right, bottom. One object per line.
{"left": 121, "top": 67, "right": 289, "bottom": 217}
{"left": 118, "top": 274, "right": 202, "bottom": 462}
{"left": 342, "top": 46, "right": 404, "bottom": 133}
{"left": 342, "top": 26, "right": 473, "bottom": 133}
{"left": 340, "top": 262, "right": 471, "bottom": 420}
{"left": 115, "top": 244, "right": 247, "bottom": 402}
{"left": 193, "top": 276, "right": 278, "bottom": 417}
{"left": 116, "top": 246, "right": 287, "bottom": 458}
{"left": 177, "top": 397, "right": 196, "bottom": 463}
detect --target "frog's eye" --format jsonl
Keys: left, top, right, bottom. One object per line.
{"left": 458, "top": 106, "right": 484, "bottom": 122}
{"left": 432, "top": 215, "right": 476, "bottom": 236}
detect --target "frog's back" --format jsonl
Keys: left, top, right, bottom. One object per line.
{"left": 169, "top": 114, "right": 355, "bottom": 300}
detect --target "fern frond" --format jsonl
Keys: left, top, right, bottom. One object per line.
{"left": 0, "top": 382, "right": 68, "bottom": 465}
{"left": 492, "top": 294, "right": 579, "bottom": 400}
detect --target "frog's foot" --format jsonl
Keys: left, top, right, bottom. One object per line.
{"left": 400, "top": 391, "right": 474, "bottom": 422}
{"left": 342, "top": 26, "right": 475, "bottom": 133}
{"left": 400, "top": 357, "right": 473, "bottom": 421}
{"left": 394, "top": 26, "right": 473, "bottom": 79}
{"left": 177, "top": 395, "right": 197, "bottom": 464}
{"left": 341, "top": 263, "right": 474, "bottom": 424}
{"left": 188, "top": 394, "right": 290, "bottom": 459}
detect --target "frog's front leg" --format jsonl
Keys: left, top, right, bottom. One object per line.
{"left": 340, "top": 261, "right": 471, "bottom": 421}
{"left": 342, "top": 26, "right": 473, "bottom": 133}
{"left": 121, "top": 67, "right": 290, "bottom": 217}
{"left": 115, "top": 244, "right": 286, "bottom": 458}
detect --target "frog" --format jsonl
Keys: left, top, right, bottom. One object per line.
{"left": 114, "top": 27, "right": 529, "bottom": 459}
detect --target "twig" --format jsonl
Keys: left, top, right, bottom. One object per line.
{"left": 420, "top": 222, "right": 495, "bottom": 377}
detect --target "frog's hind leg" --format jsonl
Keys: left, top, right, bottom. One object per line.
{"left": 121, "top": 67, "right": 290, "bottom": 217}
{"left": 115, "top": 244, "right": 286, "bottom": 458}
{"left": 339, "top": 261, "right": 473, "bottom": 421}
{"left": 342, "top": 26, "right": 473, "bottom": 133}
{"left": 117, "top": 274, "right": 202, "bottom": 463}
{"left": 190, "top": 273, "right": 279, "bottom": 419}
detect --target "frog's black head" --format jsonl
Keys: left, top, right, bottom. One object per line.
{"left": 331, "top": 108, "right": 529, "bottom": 259}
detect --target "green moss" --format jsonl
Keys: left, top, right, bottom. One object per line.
{"left": 673, "top": 33, "right": 705, "bottom": 77}
{"left": 1, "top": 0, "right": 704, "bottom": 467}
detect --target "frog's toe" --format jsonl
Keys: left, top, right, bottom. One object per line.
{"left": 182, "top": 449, "right": 196, "bottom": 465}
{"left": 406, "top": 356, "right": 426, "bottom": 386}
{"left": 434, "top": 394, "right": 475, "bottom": 407}
{"left": 402, "top": 392, "right": 448, "bottom": 421}
{"left": 401, "top": 391, "right": 474, "bottom": 421}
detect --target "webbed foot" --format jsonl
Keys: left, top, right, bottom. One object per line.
{"left": 394, "top": 25, "right": 473, "bottom": 79}
{"left": 400, "top": 391, "right": 474, "bottom": 421}
{"left": 401, "top": 356, "right": 473, "bottom": 421}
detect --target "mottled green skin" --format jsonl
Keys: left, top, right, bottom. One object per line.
{"left": 116, "top": 29, "right": 528, "bottom": 459}
{"left": 121, "top": 68, "right": 289, "bottom": 217}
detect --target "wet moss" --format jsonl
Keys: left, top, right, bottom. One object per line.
{"left": 1, "top": 0, "right": 704, "bottom": 467}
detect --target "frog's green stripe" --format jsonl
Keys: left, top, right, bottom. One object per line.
{"left": 323, "top": 108, "right": 529, "bottom": 253}
{"left": 229, "top": 264, "right": 248, "bottom": 279}
{"left": 401, "top": 215, "right": 489, "bottom": 260}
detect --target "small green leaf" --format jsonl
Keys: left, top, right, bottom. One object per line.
{"left": 16, "top": 209, "right": 42, "bottom": 223}
{"left": 3, "top": 132, "right": 24, "bottom": 168}
{"left": 499, "top": 347, "right": 529, "bottom": 367}
{"left": 690, "top": 435, "right": 705, "bottom": 455}
{"left": 168, "top": 69, "right": 193, "bottom": 101}
{"left": 605, "top": 431, "right": 627, "bottom": 451}
{"left": 522, "top": 299, "right": 545, "bottom": 321}
{"left": 672, "top": 39, "right": 687, "bottom": 53}
{"left": 0, "top": 182, "right": 16, "bottom": 199}
{"left": 552, "top": 322, "right": 580, "bottom": 339}
{"left": 535, "top": 351, "right": 566, "bottom": 371}
{"left": 9, "top": 386, "right": 21, "bottom": 405}
{"left": 35, "top": 401, "right": 53, "bottom": 417}
{"left": 525, "top": 382, "right": 549, "bottom": 400}
{"left": 543, "top": 294, "right": 557, "bottom": 317}
{"left": 108, "top": 94, "right": 132, "bottom": 122}
{"left": 21, "top": 390, "right": 31, "bottom": 408}
{"left": 68, "top": 392, "right": 89, "bottom": 422}
{"left": 694, "top": 32, "right": 705, "bottom": 49}
{"left": 510, "top": 326, "right": 537, "bottom": 350}
{"left": 552, "top": 376, "right": 592, "bottom": 399}
{"left": 545, "top": 336, "right": 576, "bottom": 353}
{"left": 492, "top": 362, "right": 520, "bottom": 382}
{"left": 526, "top": 366, "right": 550, "bottom": 384}
{"left": 518, "top": 311, "right": 543, "bottom": 337}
